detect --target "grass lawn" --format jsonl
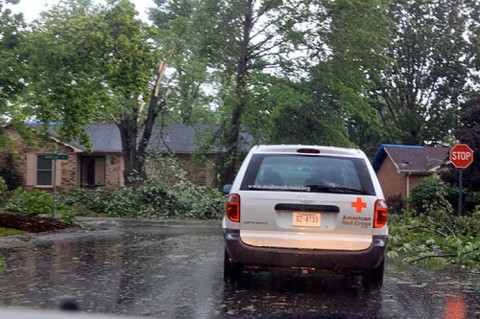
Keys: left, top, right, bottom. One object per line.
{"left": 0, "top": 227, "right": 24, "bottom": 237}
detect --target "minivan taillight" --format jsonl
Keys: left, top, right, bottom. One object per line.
{"left": 226, "top": 194, "right": 240, "bottom": 222}
{"left": 374, "top": 199, "right": 388, "bottom": 228}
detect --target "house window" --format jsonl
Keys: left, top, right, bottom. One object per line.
{"left": 37, "top": 155, "right": 53, "bottom": 186}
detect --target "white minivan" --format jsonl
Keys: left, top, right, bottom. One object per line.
{"left": 222, "top": 145, "right": 388, "bottom": 289}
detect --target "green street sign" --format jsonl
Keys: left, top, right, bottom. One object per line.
{"left": 44, "top": 154, "right": 69, "bottom": 160}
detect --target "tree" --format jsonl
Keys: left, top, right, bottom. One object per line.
{"left": 195, "top": 0, "right": 317, "bottom": 183}
{"left": 22, "top": 0, "right": 168, "bottom": 184}
{"left": 245, "top": 74, "right": 350, "bottom": 147}
{"left": 149, "top": 0, "right": 215, "bottom": 125}
{"left": 22, "top": 0, "right": 107, "bottom": 146}
{"left": 308, "top": 0, "right": 393, "bottom": 156}
{"left": 371, "top": 0, "right": 478, "bottom": 145}
{"left": 99, "top": 1, "right": 168, "bottom": 183}
{"left": 453, "top": 94, "right": 480, "bottom": 191}
{"left": 0, "top": 0, "right": 24, "bottom": 108}
{"left": 0, "top": 0, "right": 27, "bottom": 146}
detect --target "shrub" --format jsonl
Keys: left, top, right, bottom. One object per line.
{"left": 137, "top": 182, "right": 182, "bottom": 218}
{"left": 4, "top": 188, "right": 56, "bottom": 215}
{"left": 190, "top": 186, "right": 224, "bottom": 219}
{"left": 410, "top": 177, "right": 453, "bottom": 215}
{"left": 103, "top": 187, "right": 140, "bottom": 218}
{"left": 65, "top": 154, "right": 225, "bottom": 219}
{"left": 63, "top": 187, "right": 108, "bottom": 215}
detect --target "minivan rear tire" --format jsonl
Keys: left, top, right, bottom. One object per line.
{"left": 224, "top": 249, "right": 243, "bottom": 282}
{"left": 362, "top": 258, "right": 384, "bottom": 290}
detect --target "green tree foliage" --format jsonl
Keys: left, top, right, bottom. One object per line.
{"left": 188, "top": 0, "right": 319, "bottom": 183}
{"left": 149, "top": 0, "right": 215, "bottom": 125}
{"left": 4, "top": 0, "right": 480, "bottom": 188}
{"left": 0, "top": 0, "right": 25, "bottom": 106}
{"left": 98, "top": 1, "right": 167, "bottom": 183}
{"left": 245, "top": 74, "right": 350, "bottom": 146}
{"left": 0, "top": 0, "right": 27, "bottom": 145}
{"left": 372, "top": 0, "right": 478, "bottom": 145}
{"left": 21, "top": 0, "right": 167, "bottom": 183}
{"left": 308, "top": 0, "right": 393, "bottom": 156}
{"left": 21, "top": 0, "right": 110, "bottom": 145}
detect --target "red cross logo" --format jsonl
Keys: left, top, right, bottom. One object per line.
{"left": 351, "top": 197, "right": 367, "bottom": 213}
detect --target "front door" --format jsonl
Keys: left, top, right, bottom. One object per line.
{"left": 80, "top": 156, "right": 106, "bottom": 188}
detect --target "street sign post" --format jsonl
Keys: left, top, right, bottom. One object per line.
{"left": 449, "top": 144, "right": 474, "bottom": 216}
{"left": 45, "top": 153, "right": 69, "bottom": 218}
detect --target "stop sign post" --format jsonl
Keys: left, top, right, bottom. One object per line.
{"left": 450, "top": 144, "right": 474, "bottom": 216}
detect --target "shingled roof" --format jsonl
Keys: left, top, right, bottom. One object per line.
{"left": 59, "top": 123, "right": 251, "bottom": 153}
{"left": 372, "top": 144, "right": 450, "bottom": 173}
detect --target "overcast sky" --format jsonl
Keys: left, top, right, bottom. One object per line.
{"left": 6, "top": 0, "right": 155, "bottom": 22}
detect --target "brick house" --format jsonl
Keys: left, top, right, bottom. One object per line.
{"left": 372, "top": 144, "right": 450, "bottom": 200}
{"left": 0, "top": 123, "right": 239, "bottom": 192}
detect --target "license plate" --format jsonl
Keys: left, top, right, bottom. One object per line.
{"left": 292, "top": 212, "right": 321, "bottom": 227}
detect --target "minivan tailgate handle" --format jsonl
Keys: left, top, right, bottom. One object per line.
{"left": 275, "top": 203, "right": 339, "bottom": 213}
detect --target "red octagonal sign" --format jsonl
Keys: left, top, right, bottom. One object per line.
{"left": 450, "top": 144, "right": 474, "bottom": 169}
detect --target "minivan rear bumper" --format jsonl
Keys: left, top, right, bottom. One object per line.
{"left": 223, "top": 229, "right": 387, "bottom": 271}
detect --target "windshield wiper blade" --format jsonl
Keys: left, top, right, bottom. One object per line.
{"left": 330, "top": 187, "right": 365, "bottom": 194}
{"left": 305, "top": 185, "right": 365, "bottom": 194}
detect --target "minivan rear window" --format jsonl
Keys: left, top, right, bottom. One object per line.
{"left": 240, "top": 154, "right": 375, "bottom": 195}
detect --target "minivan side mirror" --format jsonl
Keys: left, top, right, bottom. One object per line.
{"left": 222, "top": 184, "right": 232, "bottom": 194}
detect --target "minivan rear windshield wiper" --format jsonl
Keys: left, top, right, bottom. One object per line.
{"left": 304, "top": 185, "right": 365, "bottom": 194}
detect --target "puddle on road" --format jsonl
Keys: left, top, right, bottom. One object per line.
{"left": 0, "top": 224, "right": 223, "bottom": 317}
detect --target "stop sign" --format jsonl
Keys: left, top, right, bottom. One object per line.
{"left": 450, "top": 144, "right": 474, "bottom": 169}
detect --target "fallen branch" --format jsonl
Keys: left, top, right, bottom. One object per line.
{"left": 409, "top": 253, "right": 458, "bottom": 263}
{"left": 426, "top": 215, "right": 457, "bottom": 238}
{"left": 409, "top": 247, "right": 479, "bottom": 264}
{"left": 408, "top": 225, "right": 448, "bottom": 238}
{"left": 460, "top": 271, "right": 480, "bottom": 275}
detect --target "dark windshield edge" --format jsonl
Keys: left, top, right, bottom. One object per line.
{"left": 248, "top": 184, "right": 366, "bottom": 195}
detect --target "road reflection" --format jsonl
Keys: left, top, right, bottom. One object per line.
{"left": 444, "top": 293, "right": 467, "bottom": 319}
{"left": 219, "top": 273, "right": 383, "bottom": 318}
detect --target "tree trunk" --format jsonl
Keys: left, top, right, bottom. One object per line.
{"left": 114, "top": 61, "right": 169, "bottom": 187}
{"left": 117, "top": 117, "right": 143, "bottom": 186}
{"left": 223, "top": 0, "right": 253, "bottom": 184}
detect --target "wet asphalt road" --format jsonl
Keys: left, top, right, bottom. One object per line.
{"left": 0, "top": 218, "right": 479, "bottom": 319}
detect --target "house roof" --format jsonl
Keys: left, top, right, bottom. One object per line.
{"left": 61, "top": 123, "right": 252, "bottom": 154}
{"left": 372, "top": 144, "right": 450, "bottom": 174}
